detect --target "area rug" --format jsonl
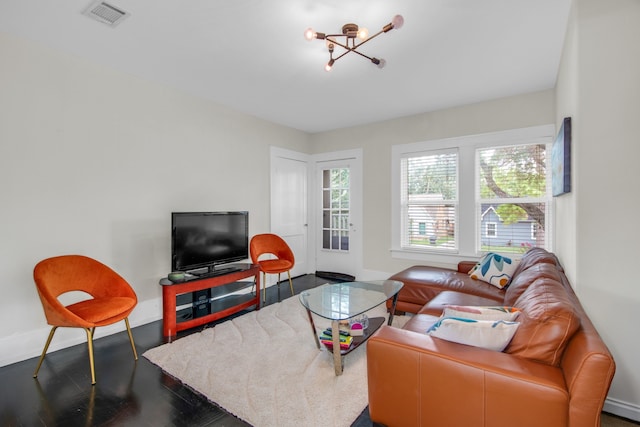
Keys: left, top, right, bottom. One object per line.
{"left": 143, "top": 295, "right": 407, "bottom": 427}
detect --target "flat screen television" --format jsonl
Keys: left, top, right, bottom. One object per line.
{"left": 171, "top": 211, "right": 249, "bottom": 275}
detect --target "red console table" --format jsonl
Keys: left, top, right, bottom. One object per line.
{"left": 160, "top": 263, "right": 260, "bottom": 341}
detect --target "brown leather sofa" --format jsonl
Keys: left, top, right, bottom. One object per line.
{"left": 367, "top": 248, "right": 615, "bottom": 427}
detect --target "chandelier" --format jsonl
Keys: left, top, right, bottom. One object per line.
{"left": 304, "top": 15, "right": 404, "bottom": 72}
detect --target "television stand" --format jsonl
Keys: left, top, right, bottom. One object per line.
{"left": 190, "top": 265, "right": 241, "bottom": 279}
{"left": 160, "top": 263, "right": 260, "bottom": 341}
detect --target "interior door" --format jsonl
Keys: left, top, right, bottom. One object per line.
{"left": 314, "top": 150, "right": 362, "bottom": 279}
{"left": 270, "top": 148, "right": 309, "bottom": 279}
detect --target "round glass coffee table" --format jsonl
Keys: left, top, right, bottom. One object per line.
{"left": 299, "top": 280, "right": 404, "bottom": 375}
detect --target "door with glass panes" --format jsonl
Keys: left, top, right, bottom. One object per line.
{"left": 315, "top": 156, "right": 362, "bottom": 278}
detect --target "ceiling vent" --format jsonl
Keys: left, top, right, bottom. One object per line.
{"left": 82, "top": 1, "right": 129, "bottom": 28}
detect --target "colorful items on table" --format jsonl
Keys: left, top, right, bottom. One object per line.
{"left": 319, "top": 328, "right": 353, "bottom": 350}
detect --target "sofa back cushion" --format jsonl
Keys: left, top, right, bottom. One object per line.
{"left": 504, "top": 263, "right": 566, "bottom": 306}
{"left": 505, "top": 277, "right": 580, "bottom": 366}
{"left": 511, "top": 248, "right": 562, "bottom": 279}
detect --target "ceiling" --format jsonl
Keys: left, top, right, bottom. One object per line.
{"left": 0, "top": 0, "right": 571, "bottom": 133}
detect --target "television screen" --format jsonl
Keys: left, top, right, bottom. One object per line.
{"left": 171, "top": 211, "right": 249, "bottom": 273}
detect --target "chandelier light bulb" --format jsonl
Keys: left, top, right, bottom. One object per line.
{"left": 325, "top": 59, "right": 335, "bottom": 72}
{"left": 392, "top": 15, "right": 404, "bottom": 30}
{"left": 372, "top": 57, "right": 386, "bottom": 69}
{"left": 357, "top": 27, "right": 369, "bottom": 40}
{"left": 304, "top": 27, "right": 315, "bottom": 41}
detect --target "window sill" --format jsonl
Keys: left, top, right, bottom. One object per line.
{"left": 390, "top": 248, "right": 481, "bottom": 268}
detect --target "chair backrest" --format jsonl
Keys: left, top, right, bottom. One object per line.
{"left": 249, "top": 234, "right": 295, "bottom": 264}
{"left": 34, "top": 255, "right": 137, "bottom": 326}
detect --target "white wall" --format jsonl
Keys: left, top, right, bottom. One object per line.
{"left": 309, "top": 90, "right": 556, "bottom": 275}
{"left": 555, "top": 0, "right": 640, "bottom": 420}
{"left": 0, "top": 32, "right": 310, "bottom": 366}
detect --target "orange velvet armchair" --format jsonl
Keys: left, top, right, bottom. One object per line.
{"left": 249, "top": 234, "right": 295, "bottom": 302}
{"left": 33, "top": 255, "right": 138, "bottom": 385}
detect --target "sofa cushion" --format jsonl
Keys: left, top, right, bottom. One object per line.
{"left": 469, "top": 252, "right": 518, "bottom": 288}
{"left": 504, "top": 263, "right": 567, "bottom": 306}
{"left": 402, "top": 313, "right": 440, "bottom": 334}
{"left": 505, "top": 277, "right": 581, "bottom": 366}
{"left": 427, "top": 317, "right": 520, "bottom": 351}
{"left": 389, "top": 265, "right": 505, "bottom": 314}
{"left": 511, "top": 247, "right": 562, "bottom": 278}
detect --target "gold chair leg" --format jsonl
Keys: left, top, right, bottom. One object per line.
{"left": 85, "top": 328, "right": 96, "bottom": 385}
{"left": 33, "top": 326, "right": 58, "bottom": 378}
{"left": 262, "top": 272, "right": 267, "bottom": 302}
{"left": 287, "top": 270, "right": 294, "bottom": 296}
{"left": 277, "top": 273, "right": 282, "bottom": 301}
{"left": 124, "top": 318, "right": 138, "bottom": 360}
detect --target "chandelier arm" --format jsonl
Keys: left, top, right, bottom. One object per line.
{"left": 328, "top": 38, "right": 376, "bottom": 62}
{"left": 330, "top": 46, "right": 376, "bottom": 68}
{"left": 332, "top": 50, "right": 350, "bottom": 62}
{"left": 327, "top": 38, "right": 351, "bottom": 52}
{"left": 346, "top": 48, "right": 375, "bottom": 61}
{"left": 352, "top": 29, "right": 385, "bottom": 49}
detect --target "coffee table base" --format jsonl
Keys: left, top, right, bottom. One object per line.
{"left": 304, "top": 315, "right": 387, "bottom": 375}
{"left": 329, "top": 317, "right": 386, "bottom": 375}
{"left": 299, "top": 281, "right": 402, "bottom": 376}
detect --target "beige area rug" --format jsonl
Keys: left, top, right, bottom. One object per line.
{"left": 144, "top": 295, "right": 408, "bottom": 427}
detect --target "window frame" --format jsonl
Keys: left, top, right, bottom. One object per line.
{"left": 391, "top": 124, "right": 555, "bottom": 265}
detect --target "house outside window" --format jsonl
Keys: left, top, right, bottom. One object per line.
{"left": 391, "top": 125, "right": 554, "bottom": 262}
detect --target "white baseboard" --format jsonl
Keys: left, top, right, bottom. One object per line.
{"left": 0, "top": 297, "right": 162, "bottom": 368}
{"left": 604, "top": 397, "right": 640, "bottom": 422}
{"left": 357, "top": 268, "right": 393, "bottom": 281}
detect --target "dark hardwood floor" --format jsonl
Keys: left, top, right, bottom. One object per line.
{"left": 4, "top": 274, "right": 634, "bottom": 427}
{"left": 0, "top": 274, "right": 374, "bottom": 427}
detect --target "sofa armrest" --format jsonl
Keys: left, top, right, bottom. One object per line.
{"left": 458, "top": 260, "right": 477, "bottom": 274}
{"left": 367, "top": 326, "right": 569, "bottom": 427}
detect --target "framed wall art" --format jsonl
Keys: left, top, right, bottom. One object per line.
{"left": 552, "top": 117, "right": 572, "bottom": 196}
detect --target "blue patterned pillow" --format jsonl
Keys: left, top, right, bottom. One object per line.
{"left": 469, "top": 252, "right": 518, "bottom": 289}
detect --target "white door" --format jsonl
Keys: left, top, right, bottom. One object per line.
{"left": 270, "top": 148, "right": 309, "bottom": 279}
{"left": 314, "top": 150, "right": 362, "bottom": 278}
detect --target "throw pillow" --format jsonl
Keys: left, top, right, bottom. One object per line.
{"left": 469, "top": 252, "right": 518, "bottom": 289}
{"left": 427, "top": 317, "right": 520, "bottom": 352}
{"left": 443, "top": 305, "right": 521, "bottom": 322}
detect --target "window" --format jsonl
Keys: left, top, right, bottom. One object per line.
{"left": 486, "top": 222, "right": 497, "bottom": 237}
{"left": 477, "top": 144, "right": 549, "bottom": 254}
{"left": 322, "top": 167, "right": 350, "bottom": 251}
{"left": 391, "top": 125, "right": 554, "bottom": 262}
{"left": 418, "top": 222, "right": 426, "bottom": 235}
{"left": 400, "top": 149, "right": 458, "bottom": 252}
